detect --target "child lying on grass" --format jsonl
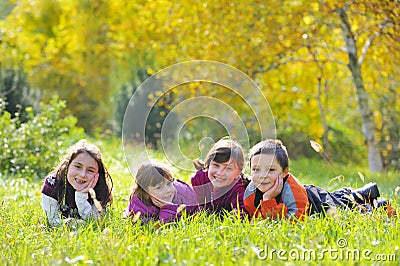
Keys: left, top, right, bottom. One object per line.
{"left": 191, "top": 137, "right": 249, "bottom": 217}
{"left": 124, "top": 161, "right": 198, "bottom": 223}
{"left": 41, "top": 140, "right": 113, "bottom": 227}
{"left": 244, "top": 139, "right": 396, "bottom": 220}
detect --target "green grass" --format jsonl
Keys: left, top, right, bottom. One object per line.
{"left": 1, "top": 139, "right": 399, "bottom": 265}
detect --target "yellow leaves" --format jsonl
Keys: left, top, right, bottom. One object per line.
{"left": 311, "top": 2, "right": 320, "bottom": 12}
{"left": 282, "top": 39, "right": 292, "bottom": 48}
{"left": 189, "top": 82, "right": 198, "bottom": 91}
{"left": 302, "top": 16, "right": 314, "bottom": 25}
{"left": 147, "top": 23, "right": 156, "bottom": 32}
{"left": 375, "top": 132, "right": 381, "bottom": 142}
{"left": 155, "top": 90, "right": 163, "bottom": 97}
{"left": 324, "top": 0, "right": 345, "bottom": 10}
{"left": 147, "top": 68, "right": 155, "bottom": 75}
{"left": 79, "top": 80, "right": 87, "bottom": 87}
{"left": 0, "top": 0, "right": 397, "bottom": 144}
{"left": 157, "top": 100, "right": 165, "bottom": 107}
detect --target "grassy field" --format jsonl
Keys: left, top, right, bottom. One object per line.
{"left": 1, "top": 138, "right": 399, "bottom": 265}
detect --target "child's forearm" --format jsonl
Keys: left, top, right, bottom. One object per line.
{"left": 260, "top": 199, "right": 288, "bottom": 219}
{"left": 41, "top": 193, "right": 62, "bottom": 226}
{"left": 159, "top": 204, "right": 181, "bottom": 223}
{"left": 282, "top": 193, "right": 309, "bottom": 220}
{"left": 75, "top": 192, "right": 100, "bottom": 220}
{"left": 261, "top": 199, "right": 307, "bottom": 220}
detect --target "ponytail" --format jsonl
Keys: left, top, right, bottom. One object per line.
{"left": 193, "top": 159, "right": 205, "bottom": 171}
{"left": 240, "top": 173, "right": 251, "bottom": 188}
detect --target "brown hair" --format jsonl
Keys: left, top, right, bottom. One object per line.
{"left": 249, "top": 139, "right": 289, "bottom": 170}
{"left": 131, "top": 162, "right": 174, "bottom": 206}
{"left": 50, "top": 139, "right": 113, "bottom": 208}
{"left": 193, "top": 138, "right": 244, "bottom": 171}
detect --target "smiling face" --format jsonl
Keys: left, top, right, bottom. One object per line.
{"left": 147, "top": 179, "right": 177, "bottom": 203}
{"left": 67, "top": 152, "right": 99, "bottom": 191}
{"left": 250, "top": 153, "right": 288, "bottom": 193}
{"left": 207, "top": 159, "right": 242, "bottom": 189}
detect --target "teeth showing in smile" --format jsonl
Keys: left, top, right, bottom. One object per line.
{"left": 75, "top": 179, "right": 86, "bottom": 184}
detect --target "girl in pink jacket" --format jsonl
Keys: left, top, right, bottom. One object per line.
{"left": 124, "top": 162, "right": 198, "bottom": 223}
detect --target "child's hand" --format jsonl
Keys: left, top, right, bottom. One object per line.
{"left": 77, "top": 173, "right": 99, "bottom": 193}
{"left": 151, "top": 197, "right": 171, "bottom": 208}
{"left": 262, "top": 174, "right": 283, "bottom": 201}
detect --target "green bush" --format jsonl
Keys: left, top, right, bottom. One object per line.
{"left": 0, "top": 96, "right": 84, "bottom": 181}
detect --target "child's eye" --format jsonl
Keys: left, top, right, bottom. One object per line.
{"left": 74, "top": 165, "right": 81, "bottom": 169}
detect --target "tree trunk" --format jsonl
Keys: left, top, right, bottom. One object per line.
{"left": 316, "top": 75, "right": 329, "bottom": 157}
{"left": 338, "top": 8, "right": 383, "bottom": 172}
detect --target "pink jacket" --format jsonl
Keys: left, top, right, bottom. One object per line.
{"left": 125, "top": 179, "right": 198, "bottom": 223}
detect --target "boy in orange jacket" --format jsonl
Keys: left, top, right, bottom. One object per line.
{"left": 244, "top": 139, "right": 396, "bottom": 220}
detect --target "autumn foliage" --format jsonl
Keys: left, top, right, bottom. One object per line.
{"left": 0, "top": 0, "right": 398, "bottom": 170}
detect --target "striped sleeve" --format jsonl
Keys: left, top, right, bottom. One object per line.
{"left": 281, "top": 176, "right": 309, "bottom": 219}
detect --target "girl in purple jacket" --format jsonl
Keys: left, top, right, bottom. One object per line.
{"left": 124, "top": 162, "right": 198, "bottom": 223}
{"left": 191, "top": 138, "right": 249, "bottom": 216}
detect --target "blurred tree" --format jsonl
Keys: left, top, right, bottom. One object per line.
{"left": 114, "top": 67, "right": 178, "bottom": 149}
{"left": 0, "top": 0, "right": 113, "bottom": 133}
{"left": 0, "top": 64, "right": 41, "bottom": 121}
{"left": 0, "top": 0, "right": 398, "bottom": 170}
{"left": 334, "top": 1, "right": 399, "bottom": 171}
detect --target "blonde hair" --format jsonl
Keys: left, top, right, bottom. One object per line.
{"left": 131, "top": 162, "right": 174, "bottom": 206}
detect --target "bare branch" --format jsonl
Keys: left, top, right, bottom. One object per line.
{"left": 358, "top": 32, "right": 379, "bottom": 65}
{"left": 358, "top": 19, "right": 391, "bottom": 65}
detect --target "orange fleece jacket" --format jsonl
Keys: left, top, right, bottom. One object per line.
{"left": 243, "top": 173, "right": 309, "bottom": 220}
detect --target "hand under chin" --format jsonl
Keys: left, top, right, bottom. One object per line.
{"left": 71, "top": 182, "right": 89, "bottom": 192}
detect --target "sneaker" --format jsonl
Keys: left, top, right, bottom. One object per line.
{"left": 352, "top": 182, "right": 380, "bottom": 205}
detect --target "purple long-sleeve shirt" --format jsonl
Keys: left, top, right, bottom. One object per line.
{"left": 190, "top": 170, "right": 247, "bottom": 215}
{"left": 125, "top": 179, "right": 198, "bottom": 223}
